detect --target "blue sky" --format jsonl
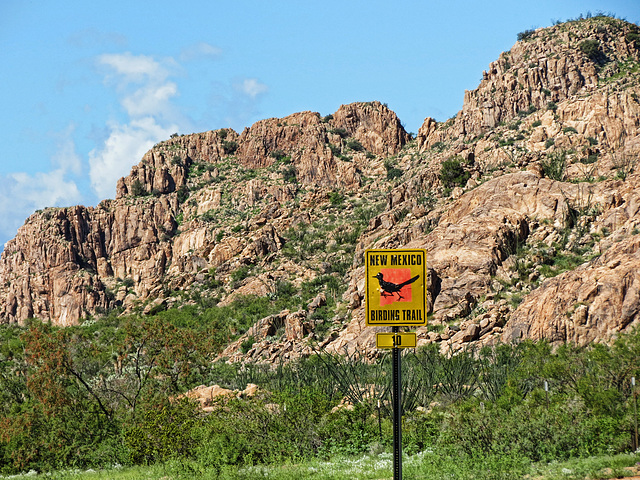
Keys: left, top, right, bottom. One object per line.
{"left": 0, "top": 0, "right": 638, "bottom": 251}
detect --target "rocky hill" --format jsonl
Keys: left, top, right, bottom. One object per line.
{"left": 1, "top": 15, "right": 640, "bottom": 360}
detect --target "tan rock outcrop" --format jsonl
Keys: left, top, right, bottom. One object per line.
{"left": 418, "top": 16, "right": 640, "bottom": 148}
{"left": 503, "top": 233, "right": 640, "bottom": 345}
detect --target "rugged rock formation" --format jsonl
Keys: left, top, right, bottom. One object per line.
{"left": 503, "top": 174, "right": 640, "bottom": 345}
{"left": 2, "top": 16, "right": 640, "bottom": 361}
{"left": 418, "top": 16, "right": 640, "bottom": 145}
{"left": 0, "top": 101, "right": 407, "bottom": 326}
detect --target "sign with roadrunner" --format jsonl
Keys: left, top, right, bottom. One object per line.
{"left": 365, "top": 248, "right": 427, "bottom": 326}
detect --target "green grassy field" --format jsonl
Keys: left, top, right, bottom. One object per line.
{"left": 3, "top": 451, "right": 639, "bottom": 480}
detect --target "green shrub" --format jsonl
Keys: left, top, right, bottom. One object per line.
{"left": 317, "top": 403, "right": 381, "bottom": 456}
{"left": 3, "top": 314, "right": 640, "bottom": 476}
{"left": 282, "top": 165, "right": 297, "bottom": 183}
{"left": 517, "top": 29, "right": 536, "bottom": 41}
{"left": 194, "top": 389, "right": 330, "bottom": 469}
{"left": 581, "top": 154, "right": 598, "bottom": 164}
{"left": 200, "top": 209, "right": 217, "bottom": 223}
{"left": 328, "top": 191, "right": 345, "bottom": 206}
{"left": 328, "top": 143, "right": 341, "bottom": 156}
{"left": 329, "top": 127, "right": 348, "bottom": 138}
{"left": 439, "top": 157, "right": 470, "bottom": 188}
{"left": 176, "top": 185, "right": 189, "bottom": 204}
{"left": 541, "top": 151, "right": 567, "bottom": 181}
{"left": 386, "top": 167, "right": 403, "bottom": 180}
{"left": 130, "top": 179, "right": 147, "bottom": 197}
{"left": 431, "top": 141, "right": 447, "bottom": 152}
{"left": 518, "top": 104, "right": 537, "bottom": 117}
{"left": 270, "top": 149, "right": 287, "bottom": 161}
{"left": 345, "top": 138, "right": 364, "bottom": 152}
{"left": 626, "top": 31, "right": 640, "bottom": 50}
{"left": 580, "top": 39, "right": 601, "bottom": 61}
{"left": 275, "top": 280, "right": 297, "bottom": 300}
{"left": 443, "top": 398, "right": 628, "bottom": 462}
{"left": 240, "top": 336, "right": 255, "bottom": 353}
{"left": 222, "top": 140, "right": 238, "bottom": 155}
{"left": 230, "top": 265, "right": 251, "bottom": 284}
{"left": 125, "top": 399, "right": 201, "bottom": 465}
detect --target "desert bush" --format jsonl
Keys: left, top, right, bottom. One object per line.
{"left": 345, "top": 138, "right": 364, "bottom": 152}
{"left": 384, "top": 159, "right": 403, "bottom": 180}
{"left": 517, "top": 29, "right": 536, "bottom": 41}
{"left": 329, "top": 191, "right": 345, "bottom": 206}
{"left": 125, "top": 399, "right": 201, "bottom": 465}
{"left": 580, "top": 39, "right": 601, "bottom": 61}
{"left": 443, "top": 397, "right": 628, "bottom": 462}
{"left": 194, "top": 388, "right": 330, "bottom": 469}
{"left": 329, "top": 127, "right": 348, "bottom": 138}
{"left": 222, "top": 140, "right": 238, "bottom": 155}
{"left": 439, "top": 157, "right": 470, "bottom": 188}
{"left": 281, "top": 164, "right": 297, "bottom": 183}
{"left": 540, "top": 150, "right": 566, "bottom": 180}
{"left": 130, "top": 179, "right": 147, "bottom": 197}
{"left": 2, "top": 316, "right": 640, "bottom": 475}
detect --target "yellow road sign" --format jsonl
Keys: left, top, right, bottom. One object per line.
{"left": 365, "top": 248, "right": 427, "bottom": 326}
{"left": 376, "top": 332, "right": 417, "bottom": 349}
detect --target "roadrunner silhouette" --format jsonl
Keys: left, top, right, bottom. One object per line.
{"left": 374, "top": 272, "right": 420, "bottom": 300}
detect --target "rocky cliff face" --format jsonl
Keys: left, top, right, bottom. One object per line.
{"left": 418, "top": 16, "right": 640, "bottom": 144}
{"left": 2, "top": 16, "right": 640, "bottom": 360}
{"left": 0, "top": 101, "right": 407, "bottom": 327}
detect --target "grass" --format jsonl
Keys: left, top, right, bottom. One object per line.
{"left": 5, "top": 451, "right": 638, "bottom": 480}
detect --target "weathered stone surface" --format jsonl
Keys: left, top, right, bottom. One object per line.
{"left": 181, "top": 383, "right": 259, "bottom": 411}
{"left": 419, "top": 18, "right": 640, "bottom": 148}
{"left": 503, "top": 218, "right": 640, "bottom": 346}
{"left": 331, "top": 101, "right": 410, "bottom": 156}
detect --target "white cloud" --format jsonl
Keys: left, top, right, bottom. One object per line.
{"left": 88, "top": 53, "right": 182, "bottom": 199}
{"left": 88, "top": 117, "right": 178, "bottom": 199}
{"left": 9, "top": 170, "right": 81, "bottom": 211}
{"left": 98, "top": 52, "right": 169, "bottom": 83}
{"left": 179, "top": 42, "right": 223, "bottom": 62}
{"left": 0, "top": 167, "right": 82, "bottom": 251}
{"left": 87, "top": 53, "right": 269, "bottom": 201}
{"left": 0, "top": 49, "right": 270, "bottom": 251}
{"left": 0, "top": 124, "right": 85, "bottom": 251}
{"left": 51, "top": 124, "right": 82, "bottom": 175}
{"left": 121, "top": 81, "right": 178, "bottom": 117}
{"left": 236, "top": 78, "right": 268, "bottom": 98}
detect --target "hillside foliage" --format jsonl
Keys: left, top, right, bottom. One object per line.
{"left": 1, "top": 311, "right": 639, "bottom": 474}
